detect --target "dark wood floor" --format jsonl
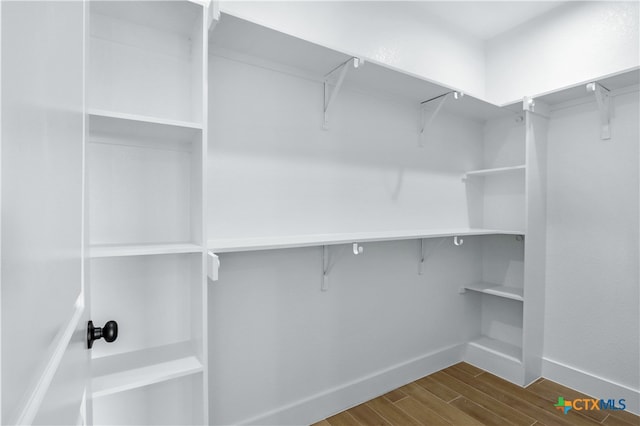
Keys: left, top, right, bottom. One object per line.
{"left": 313, "top": 363, "right": 639, "bottom": 426}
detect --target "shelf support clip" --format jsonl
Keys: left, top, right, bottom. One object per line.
{"left": 207, "top": 251, "right": 220, "bottom": 281}
{"left": 419, "top": 91, "right": 463, "bottom": 147}
{"left": 586, "top": 82, "right": 611, "bottom": 140}
{"left": 454, "top": 236, "right": 463, "bottom": 246}
{"left": 323, "top": 57, "right": 364, "bottom": 130}
{"left": 207, "top": 1, "right": 221, "bottom": 31}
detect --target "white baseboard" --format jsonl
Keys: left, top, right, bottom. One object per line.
{"left": 542, "top": 357, "right": 640, "bottom": 416}
{"left": 236, "top": 343, "right": 465, "bottom": 425}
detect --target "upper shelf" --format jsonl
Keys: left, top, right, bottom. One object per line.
{"left": 503, "top": 68, "right": 640, "bottom": 109}
{"left": 89, "top": 109, "right": 202, "bottom": 145}
{"left": 90, "top": 242, "right": 203, "bottom": 258}
{"left": 208, "top": 228, "right": 524, "bottom": 253}
{"left": 209, "top": 13, "right": 511, "bottom": 122}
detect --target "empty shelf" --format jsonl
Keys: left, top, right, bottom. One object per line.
{"left": 92, "top": 342, "right": 203, "bottom": 398}
{"left": 463, "top": 282, "right": 524, "bottom": 302}
{"left": 89, "top": 109, "right": 202, "bottom": 145}
{"left": 468, "top": 336, "right": 522, "bottom": 363}
{"left": 208, "top": 228, "right": 524, "bottom": 253}
{"left": 90, "top": 243, "right": 203, "bottom": 258}
{"left": 464, "top": 165, "right": 526, "bottom": 179}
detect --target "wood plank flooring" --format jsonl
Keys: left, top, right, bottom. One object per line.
{"left": 313, "top": 363, "right": 640, "bottom": 426}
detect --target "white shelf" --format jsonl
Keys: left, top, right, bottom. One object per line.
{"left": 208, "top": 228, "right": 524, "bottom": 253}
{"left": 92, "top": 342, "right": 203, "bottom": 398}
{"left": 89, "top": 243, "right": 203, "bottom": 258}
{"left": 463, "top": 282, "right": 524, "bottom": 302}
{"left": 211, "top": 14, "right": 510, "bottom": 122}
{"left": 464, "top": 165, "right": 526, "bottom": 179}
{"left": 468, "top": 336, "right": 522, "bottom": 364}
{"left": 88, "top": 109, "right": 202, "bottom": 145}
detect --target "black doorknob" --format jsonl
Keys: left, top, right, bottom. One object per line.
{"left": 87, "top": 320, "right": 118, "bottom": 349}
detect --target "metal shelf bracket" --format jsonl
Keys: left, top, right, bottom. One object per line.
{"left": 418, "top": 238, "right": 445, "bottom": 275}
{"left": 323, "top": 57, "right": 364, "bottom": 130}
{"left": 586, "top": 82, "right": 612, "bottom": 140}
{"left": 322, "top": 245, "right": 330, "bottom": 291}
{"left": 419, "top": 91, "right": 463, "bottom": 147}
{"left": 321, "top": 242, "right": 364, "bottom": 291}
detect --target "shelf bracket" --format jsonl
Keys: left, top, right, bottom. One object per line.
{"left": 522, "top": 96, "right": 550, "bottom": 118}
{"left": 321, "top": 243, "right": 363, "bottom": 290}
{"left": 207, "top": 1, "right": 221, "bottom": 31}
{"left": 323, "top": 57, "right": 364, "bottom": 130}
{"left": 419, "top": 91, "right": 463, "bottom": 147}
{"left": 322, "top": 245, "right": 330, "bottom": 291}
{"left": 586, "top": 82, "right": 612, "bottom": 140}
{"left": 418, "top": 238, "right": 445, "bottom": 275}
{"left": 207, "top": 251, "right": 220, "bottom": 281}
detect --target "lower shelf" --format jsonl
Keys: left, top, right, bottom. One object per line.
{"left": 468, "top": 336, "right": 522, "bottom": 363}
{"left": 462, "top": 282, "right": 524, "bottom": 302}
{"left": 92, "top": 341, "right": 203, "bottom": 398}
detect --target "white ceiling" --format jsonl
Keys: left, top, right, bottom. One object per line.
{"left": 409, "top": 1, "right": 567, "bottom": 40}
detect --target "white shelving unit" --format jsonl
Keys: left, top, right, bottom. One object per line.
{"left": 86, "top": 1, "right": 208, "bottom": 425}
{"left": 207, "top": 11, "right": 532, "bottom": 401}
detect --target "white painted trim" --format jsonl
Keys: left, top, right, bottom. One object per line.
{"left": 11, "top": 294, "right": 85, "bottom": 425}
{"left": 542, "top": 357, "right": 640, "bottom": 416}
{"left": 0, "top": 1, "right": 3, "bottom": 421}
{"left": 0, "top": 0, "right": 4, "bottom": 421}
{"left": 235, "top": 343, "right": 465, "bottom": 426}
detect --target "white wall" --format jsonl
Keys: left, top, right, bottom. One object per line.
{"left": 219, "top": 1, "right": 486, "bottom": 99}
{"left": 486, "top": 2, "right": 640, "bottom": 105}
{"left": 208, "top": 55, "right": 484, "bottom": 239}
{"left": 209, "top": 240, "right": 482, "bottom": 425}
{"left": 544, "top": 90, "right": 639, "bottom": 412}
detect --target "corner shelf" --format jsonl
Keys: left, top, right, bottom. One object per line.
{"left": 462, "top": 282, "right": 524, "bottom": 302}
{"left": 463, "top": 165, "right": 526, "bottom": 180}
{"left": 88, "top": 109, "right": 202, "bottom": 145}
{"left": 89, "top": 243, "right": 203, "bottom": 258}
{"left": 468, "top": 336, "right": 522, "bottom": 364}
{"left": 208, "top": 228, "right": 524, "bottom": 253}
{"left": 92, "top": 342, "right": 203, "bottom": 398}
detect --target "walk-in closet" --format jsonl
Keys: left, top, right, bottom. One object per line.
{"left": 2, "top": 1, "right": 638, "bottom": 425}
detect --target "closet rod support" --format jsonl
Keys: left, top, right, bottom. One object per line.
{"left": 454, "top": 236, "right": 463, "bottom": 246}
{"left": 586, "top": 82, "right": 611, "bottom": 140}
{"left": 323, "top": 57, "right": 364, "bottom": 130}
{"left": 353, "top": 242, "right": 363, "bottom": 255}
{"left": 419, "top": 91, "right": 463, "bottom": 147}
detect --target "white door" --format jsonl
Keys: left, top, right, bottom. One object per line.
{"left": 1, "top": 1, "right": 90, "bottom": 424}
